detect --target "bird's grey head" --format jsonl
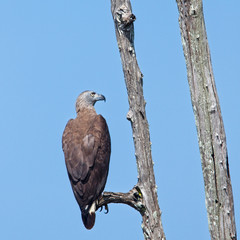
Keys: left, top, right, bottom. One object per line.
{"left": 75, "top": 90, "right": 106, "bottom": 113}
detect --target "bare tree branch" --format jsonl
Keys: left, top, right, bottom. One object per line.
{"left": 176, "top": 1, "right": 237, "bottom": 239}
{"left": 96, "top": 186, "right": 146, "bottom": 215}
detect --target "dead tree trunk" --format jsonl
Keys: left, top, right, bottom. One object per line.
{"left": 110, "top": 1, "right": 165, "bottom": 239}
{"left": 176, "top": 1, "right": 237, "bottom": 239}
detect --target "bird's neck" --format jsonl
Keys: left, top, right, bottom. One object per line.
{"left": 76, "top": 107, "right": 96, "bottom": 118}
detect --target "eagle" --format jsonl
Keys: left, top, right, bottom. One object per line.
{"left": 62, "top": 90, "right": 111, "bottom": 230}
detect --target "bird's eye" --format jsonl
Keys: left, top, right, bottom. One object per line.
{"left": 90, "top": 92, "right": 96, "bottom": 97}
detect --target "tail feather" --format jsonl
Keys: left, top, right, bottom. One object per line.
{"left": 81, "top": 211, "right": 95, "bottom": 230}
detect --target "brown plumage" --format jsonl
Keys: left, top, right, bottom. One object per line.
{"left": 62, "top": 91, "right": 111, "bottom": 229}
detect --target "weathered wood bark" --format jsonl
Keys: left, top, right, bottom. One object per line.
{"left": 176, "top": 1, "right": 237, "bottom": 239}
{"left": 108, "top": 0, "right": 165, "bottom": 239}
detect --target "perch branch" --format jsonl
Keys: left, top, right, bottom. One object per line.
{"left": 96, "top": 186, "right": 146, "bottom": 215}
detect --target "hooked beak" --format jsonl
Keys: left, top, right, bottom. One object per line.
{"left": 95, "top": 93, "right": 106, "bottom": 102}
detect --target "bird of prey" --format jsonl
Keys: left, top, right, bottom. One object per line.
{"left": 62, "top": 90, "right": 111, "bottom": 229}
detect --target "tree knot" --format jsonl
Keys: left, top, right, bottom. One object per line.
{"left": 115, "top": 4, "right": 136, "bottom": 32}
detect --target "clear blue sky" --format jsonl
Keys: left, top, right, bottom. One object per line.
{"left": 0, "top": 1, "right": 239, "bottom": 239}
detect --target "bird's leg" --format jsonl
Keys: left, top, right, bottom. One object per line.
{"left": 104, "top": 204, "right": 109, "bottom": 214}
{"left": 99, "top": 203, "right": 109, "bottom": 214}
{"left": 96, "top": 197, "right": 109, "bottom": 214}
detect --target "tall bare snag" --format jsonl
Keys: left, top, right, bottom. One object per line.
{"left": 176, "top": 1, "right": 237, "bottom": 239}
